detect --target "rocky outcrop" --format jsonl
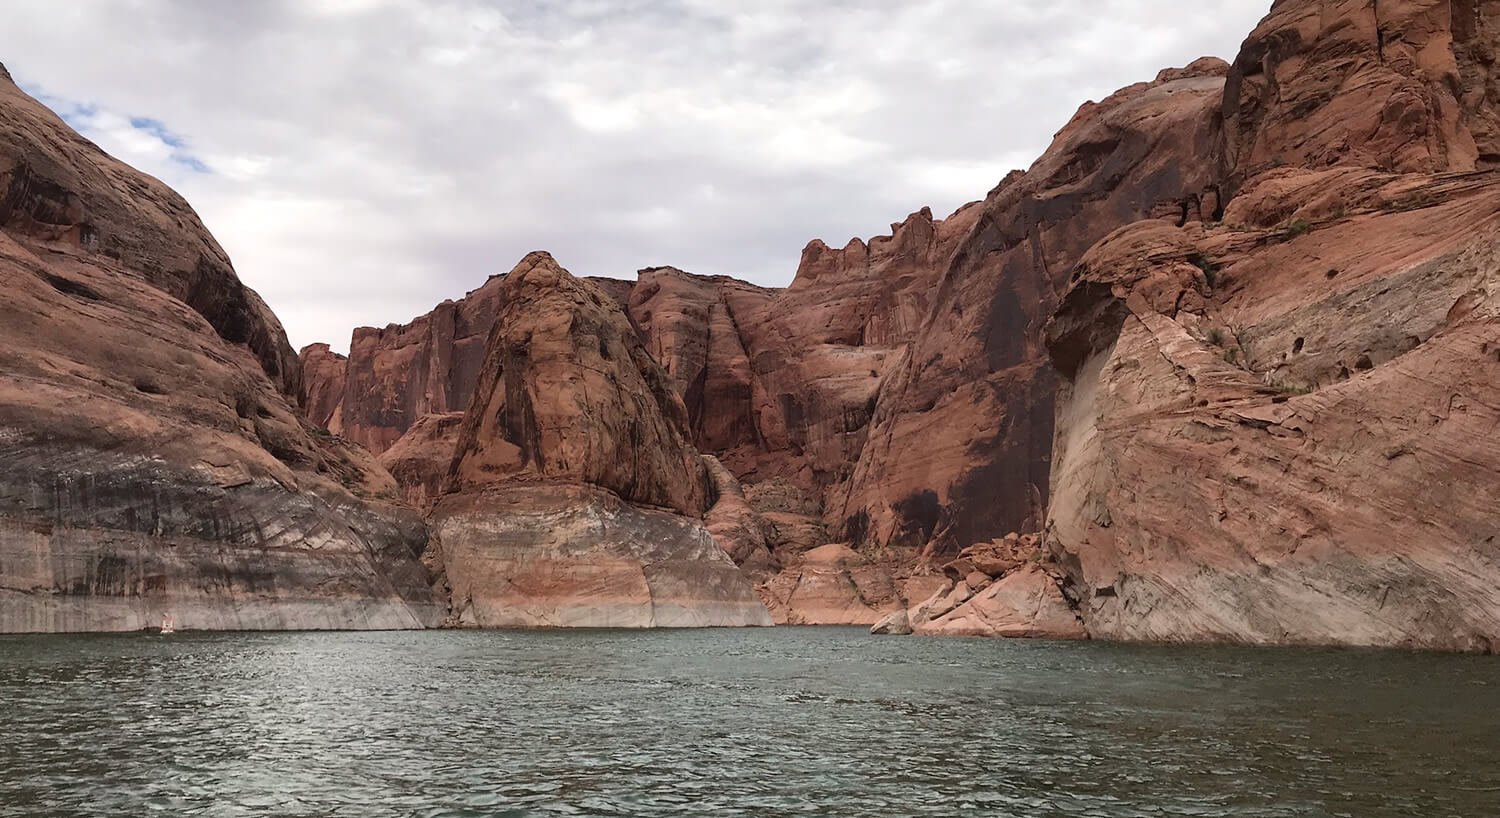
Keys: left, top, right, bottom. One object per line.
{"left": 838, "top": 57, "right": 1233, "bottom": 562}
{"left": 0, "top": 70, "right": 441, "bottom": 632}
{"left": 298, "top": 342, "right": 347, "bottom": 432}
{"left": 1044, "top": 166, "right": 1500, "bottom": 651}
{"left": 280, "top": 0, "right": 1500, "bottom": 647}
{"left": 446, "top": 252, "right": 710, "bottom": 512}
{"left": 714, "top": 204, "right": 982, "bottom": 496}
{"left": 1040, "top": 1, "right": 1500, "bottom": 651}
{"left": 628, "top": 268, "right": 770, "bottom": 458}
{"left": 618, "top": 211, "right": 984, "bottom": 621}
{"left": 702, "top": 454, "right": 777, "bottom": 579}
{"left": 1221, "top": 0, "right": 1500, "bottom": 182}
{"left": 430, "top": 252, "right": 770, "bottom": 628}
{"left": 431, "top": 483, "right": 767, "bottom": 628}
{"left": 378, "top": 411, "right": 464, "bottom": 507}
{"left": 913, "top": 567, "right": 1085, "bottom": 639}
{"left": 870, "top": 531, "right": 1083, "bottom": 639}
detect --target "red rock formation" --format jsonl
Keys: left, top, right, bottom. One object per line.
{"left": 724, "top": 204, "right": 981, "bottom": 500}
{"left": 429, "top": 252, "right": 769, "bottom": 628}
{"left": 628, "top": 268, "right": 770, "bottom": 458}
{"left": 337, "top": 274, "right": 507, "bottom": 454}
{"left": 1046, "top": 172, "right": 1500, "bottom": 650}
{"left": 913, "top": 567, "right": 1085, "bottom": 639}
{"left": 0, "top": 68, "right": 439, "bottom": 632}
{"left": 701, "top": 454, "right": 777, "bottom": 579}
{"left": 301, "top": 272, "right": 657, "bottom": 478}
{"left": 282, "top": 0, "right": 1500, "bottom": 647}
{"left": 295, "top": 60, "right": 1241, "bottom": 625}
{"left": 1041, "top": 0, "right": 1500, "bottom": 650}
{"left": 756, "top": 543, "right": 901, "bottom": 626}
{"left": 379, "top": 410, "right": 464, "bottom": 507}
{"left": 447, "top": 252, "right": 709, "bottom": 513}
{"left": 620, "top": 217, "right": 981, "bottom": 622}
{"left": 838, "top": 57, "right": 1232, "bottom": 562}
{"left": 1221, "top": 0, "right": 1500, "bottom": 182}
{"left": 298, "top": 342, "right": 347, "bottom": 432}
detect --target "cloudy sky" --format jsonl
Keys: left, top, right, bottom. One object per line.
{"left": 0, "top": 0, "right": 1268, "bottom": 353}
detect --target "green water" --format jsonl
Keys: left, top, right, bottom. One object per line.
{"left": 0, "top": 628, "right": 1496, "bottom": 817}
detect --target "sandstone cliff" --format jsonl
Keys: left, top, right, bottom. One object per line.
{"left": 301, "top": 210, "right": 985, "bottom": 624}
{"left": 299, "top": 342, "right": 347, "bottom": 432}
{"left": 840, "top": 57, "right": 1234, "bottom": 564}
{"left": 0, "top": 67, "right": 441, "bottom": 632}
{"left": 1041, "top": 0, "right": 1500, "bottom": 651}
{"left": 333, "top": 274, "right": 507, "bottom": 454}
{"left": 427, "top": 252, "right": 771, "bottom": 628}
{"left": 284, "top": 0, "right": 1500, "bottom": 648}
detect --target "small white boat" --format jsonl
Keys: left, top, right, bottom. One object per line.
{"left": 160, "top": 614, "right": 175, "bottom": 635}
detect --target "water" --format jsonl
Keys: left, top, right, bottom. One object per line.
{"left": 0, "top": 629, "right": 1497, "bottom": 817}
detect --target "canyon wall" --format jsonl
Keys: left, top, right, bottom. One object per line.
{"left": 838, "top": 57, "right": 1233, "bottom": 561}
{"left": 302, "top": 57, "right": 1241, "bottom": 625}
{"left": 11, "top": 0, "right": 1496, "bottom": 644}
{"left": 0, "top": 65, "right": 442, "bottom": 632}
{"left": 1043, "top": 0, "right": 1500, "bottom": 650}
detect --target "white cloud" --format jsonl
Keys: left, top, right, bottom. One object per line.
{"left": 0, "top": 0, "right": 1269, "bottom": 353}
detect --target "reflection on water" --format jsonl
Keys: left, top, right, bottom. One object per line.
{"left": 1, "top": 627, "right": 1497, "bottom": 816}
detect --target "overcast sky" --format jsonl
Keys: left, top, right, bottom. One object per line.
{"left": 0, "top": 0, "right": 1269, "bottom": 353}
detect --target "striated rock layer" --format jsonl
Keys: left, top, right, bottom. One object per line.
{"left": 1043, "top": 0, "right": 1500, "bottom": 651}
{"left": 0, "top": 67, "right": 441, "bottom": 632}
{"left": 432, "top": 484, "right": 766, "bottom": 628}
{"left": 428, "top": 252, "right": 770, "bottom": 628}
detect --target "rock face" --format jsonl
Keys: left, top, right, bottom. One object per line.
{"left": 0, "top": 70, "right": 441, "bottom": 632}
{"left": 298, "top": 342, "right": 347, "bottom": 432}
{"left": 335, "top": 274, "right": 508, "bottom": 454}
{"left": 914, "top": 567, "right": 1085, "bottom": 639}
{"left": 757, "top": 543, "right": 901, "bottom": 626}
{"left": 628, "top": 268, "right": 770, "bottom": 459}
{"left": 432, "top": 484, "right": 767, "bottom": 628}
{"left": 1043, "top": 0, "right": 1500, "bottom": 650}
{"left": 701, "top": 454, "right": 777, "bottom": 578}
{"left": 429, "top": 252, "right": 770, "bottom": 628}
{"left": 1046, "top": 171, "right": 1500, "bottom": 651}
{"left": 447, "top": 252, "right": 710, "bottom": 512}
{"left": 840, "top": 57, "right": 1233, "bottom": 563}
{"left": 280, "top": 0, "right": 1500, "bottom": 647}
{"left": 1221, "top": 0, "right": 1500, "bottom": 181}
{"left": 378, "top": 410, "right": 464, "bottom": 507}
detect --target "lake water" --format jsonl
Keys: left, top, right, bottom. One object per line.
{"left": 0, "top": 628, "right": 1497, "bottom": 817}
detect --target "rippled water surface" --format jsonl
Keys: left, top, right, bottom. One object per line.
{"left": 2, "top": 628, "right": 1498, "bottom": 817}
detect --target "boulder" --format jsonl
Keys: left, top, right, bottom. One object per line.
{"left": 870, "top": 608, "right": 912, "bottom": 636}
{"left": 916, "top": 567, "right": 1085, "bottom": 639}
